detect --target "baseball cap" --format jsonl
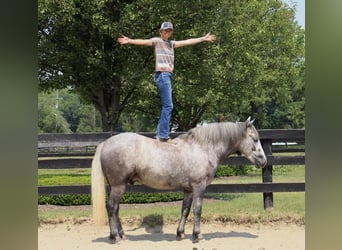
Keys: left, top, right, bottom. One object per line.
{"left": 160, "top": 22, "right": 173, "bottom": 30}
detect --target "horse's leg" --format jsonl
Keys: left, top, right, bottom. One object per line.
{"left": 106, "top": 185, "right": 126, "bottom": 243}
{"left": 176, "top": 190, "right": 193, "bottom": 240}
{"left": 192, "top": 186, "right": 206, "bottom": 243}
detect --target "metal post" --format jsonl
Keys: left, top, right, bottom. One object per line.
{"left": 262, "top": 139, "right": 273, "bottom": 209}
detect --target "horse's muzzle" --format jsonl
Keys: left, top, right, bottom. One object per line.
{"left": 256, "top": 157, "right": 267, "bottom": 168}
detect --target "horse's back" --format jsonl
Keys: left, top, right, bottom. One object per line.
{"left": 104, "top": 132, "right": 141, "bottom": 146}
{"left": 101, "top": 132, "right": 146, "bottom": 158}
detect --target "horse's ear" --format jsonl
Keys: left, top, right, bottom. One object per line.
{"left": 246, "top": 116, "right": 255, "bottom": 127}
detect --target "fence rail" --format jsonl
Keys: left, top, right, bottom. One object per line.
{"left": 38, "top": 129, "right": 305, "bottom": 209}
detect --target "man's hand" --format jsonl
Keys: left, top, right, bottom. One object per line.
{"left": 117, "top": 35, "right": 130, "bottom": 45}
{"left": 202, "top": 32, "right": 216, "bottom": 43}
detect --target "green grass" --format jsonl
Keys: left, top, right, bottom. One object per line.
{"left": 38, "top": 168, "right": 91, "bottom": 186}
{"left": 38, "top": 192, "right": 305, "bottom": 226}
{"left": 212, "top": 165, "right": 305, "bottom": 184}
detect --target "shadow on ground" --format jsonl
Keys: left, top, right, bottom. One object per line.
{"left": 93, "top": 214, "right": 258, "bottom": 244}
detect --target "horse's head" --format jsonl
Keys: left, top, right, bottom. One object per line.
{"left": 237, "top": 117, "right": 267, "bottom": 168}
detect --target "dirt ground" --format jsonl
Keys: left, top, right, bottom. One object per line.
{"left": 38, "top": 220, "right": 304, "bottom": 250}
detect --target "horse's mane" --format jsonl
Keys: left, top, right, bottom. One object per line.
{"left": 179, "top": 122, "right": 247, "bottom": 145}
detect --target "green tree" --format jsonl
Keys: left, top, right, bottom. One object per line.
{"left": 38, "top": 0, "right": 305, "bottom": 132}
{"left": 76, "top": 105, "right": 103, "bottom": 132}
{"left": 39, "top": 0, "right": 137, "bottom": 132}
{"left": 38, "top": 92, "right": 72, "bottom": 133}
{"left": 54, "top": 89, "right": 82, "bottom": 132}
{"left": 38, "top": 89, "right": 103, "bottom": 133}
{"left": 206, "top": 0, "right": 305, "bottom": 128}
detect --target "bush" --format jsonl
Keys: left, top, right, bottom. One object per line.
{"left": 122, "top": 192, "right": 183, "bottom": 203}
{"left": 38, "top": 192, "right": 184, "bottom": 206}
{"left": 38, "top": 194, "right": 91, "bottom": 206}
{"left": 215, "top": 165, "right": 248, "bottom": 177}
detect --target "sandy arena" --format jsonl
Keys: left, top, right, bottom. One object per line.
{"left": 38, "top": 220, "right": 304, "bottom": 250}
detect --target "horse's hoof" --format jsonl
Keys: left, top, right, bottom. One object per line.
{"left": 108, "top": 235, "right": 121, "bottom": 244}
{"left": 176, "top": 233, "right": 186, "bottom": 241}
{"left": 192, "top": 238, "right": 200, "bottom": 244}
{"left": 108, "top": 238, "right": 116, "bottom": 244}
{"left": 120, "top": 234, "right": 128, "bottom": 240}
{"left": 192, "top": 233, "right": 203, "bottom": 243}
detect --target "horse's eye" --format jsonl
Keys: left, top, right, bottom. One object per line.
{"left": 250, "top": 136, "right": 258, "bottom": 143}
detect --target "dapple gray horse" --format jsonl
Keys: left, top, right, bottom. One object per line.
{"left": 91, "top": 117, "right": 267, "bottom": 243}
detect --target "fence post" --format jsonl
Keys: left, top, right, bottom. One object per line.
{"left": 262, "top": 139, "right": 273, "bottom": 209}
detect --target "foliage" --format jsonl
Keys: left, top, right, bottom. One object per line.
{"left": 39, "top": 0, "right": 130, "bottom": 131}
{"left": 39, "top": 194, "right": 91, "bottom": 205}
{"left": 55, "top": 89, "right": 81, "bottom": 132}
{"left": 204, "top": 0, "right": 305, "bottom": 129}
{"left": 38, "top": 193, "right": 183, "bottom": 206}
{"left": 38, "top": 0, "right": 305, "bottom": 132}
{"left": 38, "top": 89, "right": 103, "bottom": 133}
{"left": 215, "top": 165, "right": 248, "bottom": 177}
{"left": 76, "top": 105, "right": 103, "bottom": 132}
{"left": 38, "top": 91, "right": 72, "bottom": 133}
{"left": 121, "top": 192, "right": 183, "bottom": 203}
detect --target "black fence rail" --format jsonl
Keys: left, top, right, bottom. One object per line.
{"left": 38, "top": 129, "right": 305, "bottom": 209}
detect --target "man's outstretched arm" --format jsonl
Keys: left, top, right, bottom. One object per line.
{"left": 174, "top": 33, "right": 216, "bottom": 48}
{"left": 117, "top": 35, "right": 153, "bottom": 46}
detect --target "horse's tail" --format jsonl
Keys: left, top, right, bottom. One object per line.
{"left": 91, "top": 142, "right": 107, "bottom": 227}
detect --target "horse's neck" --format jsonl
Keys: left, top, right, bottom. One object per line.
{"left": 186, "top": 122, "right": 243, "bottom": 162}
{"left": 211, "top": 141, "right": 238, "bottom": 162}
{"left": 212, "top": 124, "right": 242, "bottom": 160}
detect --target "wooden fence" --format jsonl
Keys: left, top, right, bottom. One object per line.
{"left": 38, "top": 129, "right": 305, "bottom": 209}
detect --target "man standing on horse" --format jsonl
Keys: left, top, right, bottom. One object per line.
{"left": 117, "top": 21, "right": 216, "bottom": 142}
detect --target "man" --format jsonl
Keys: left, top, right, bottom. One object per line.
{"left": 118, "top": 21, "right": 216, "bottom": 142}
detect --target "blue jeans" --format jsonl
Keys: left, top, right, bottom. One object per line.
{"left": 154, "top": 72, "right": 173, "bottom": 139}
